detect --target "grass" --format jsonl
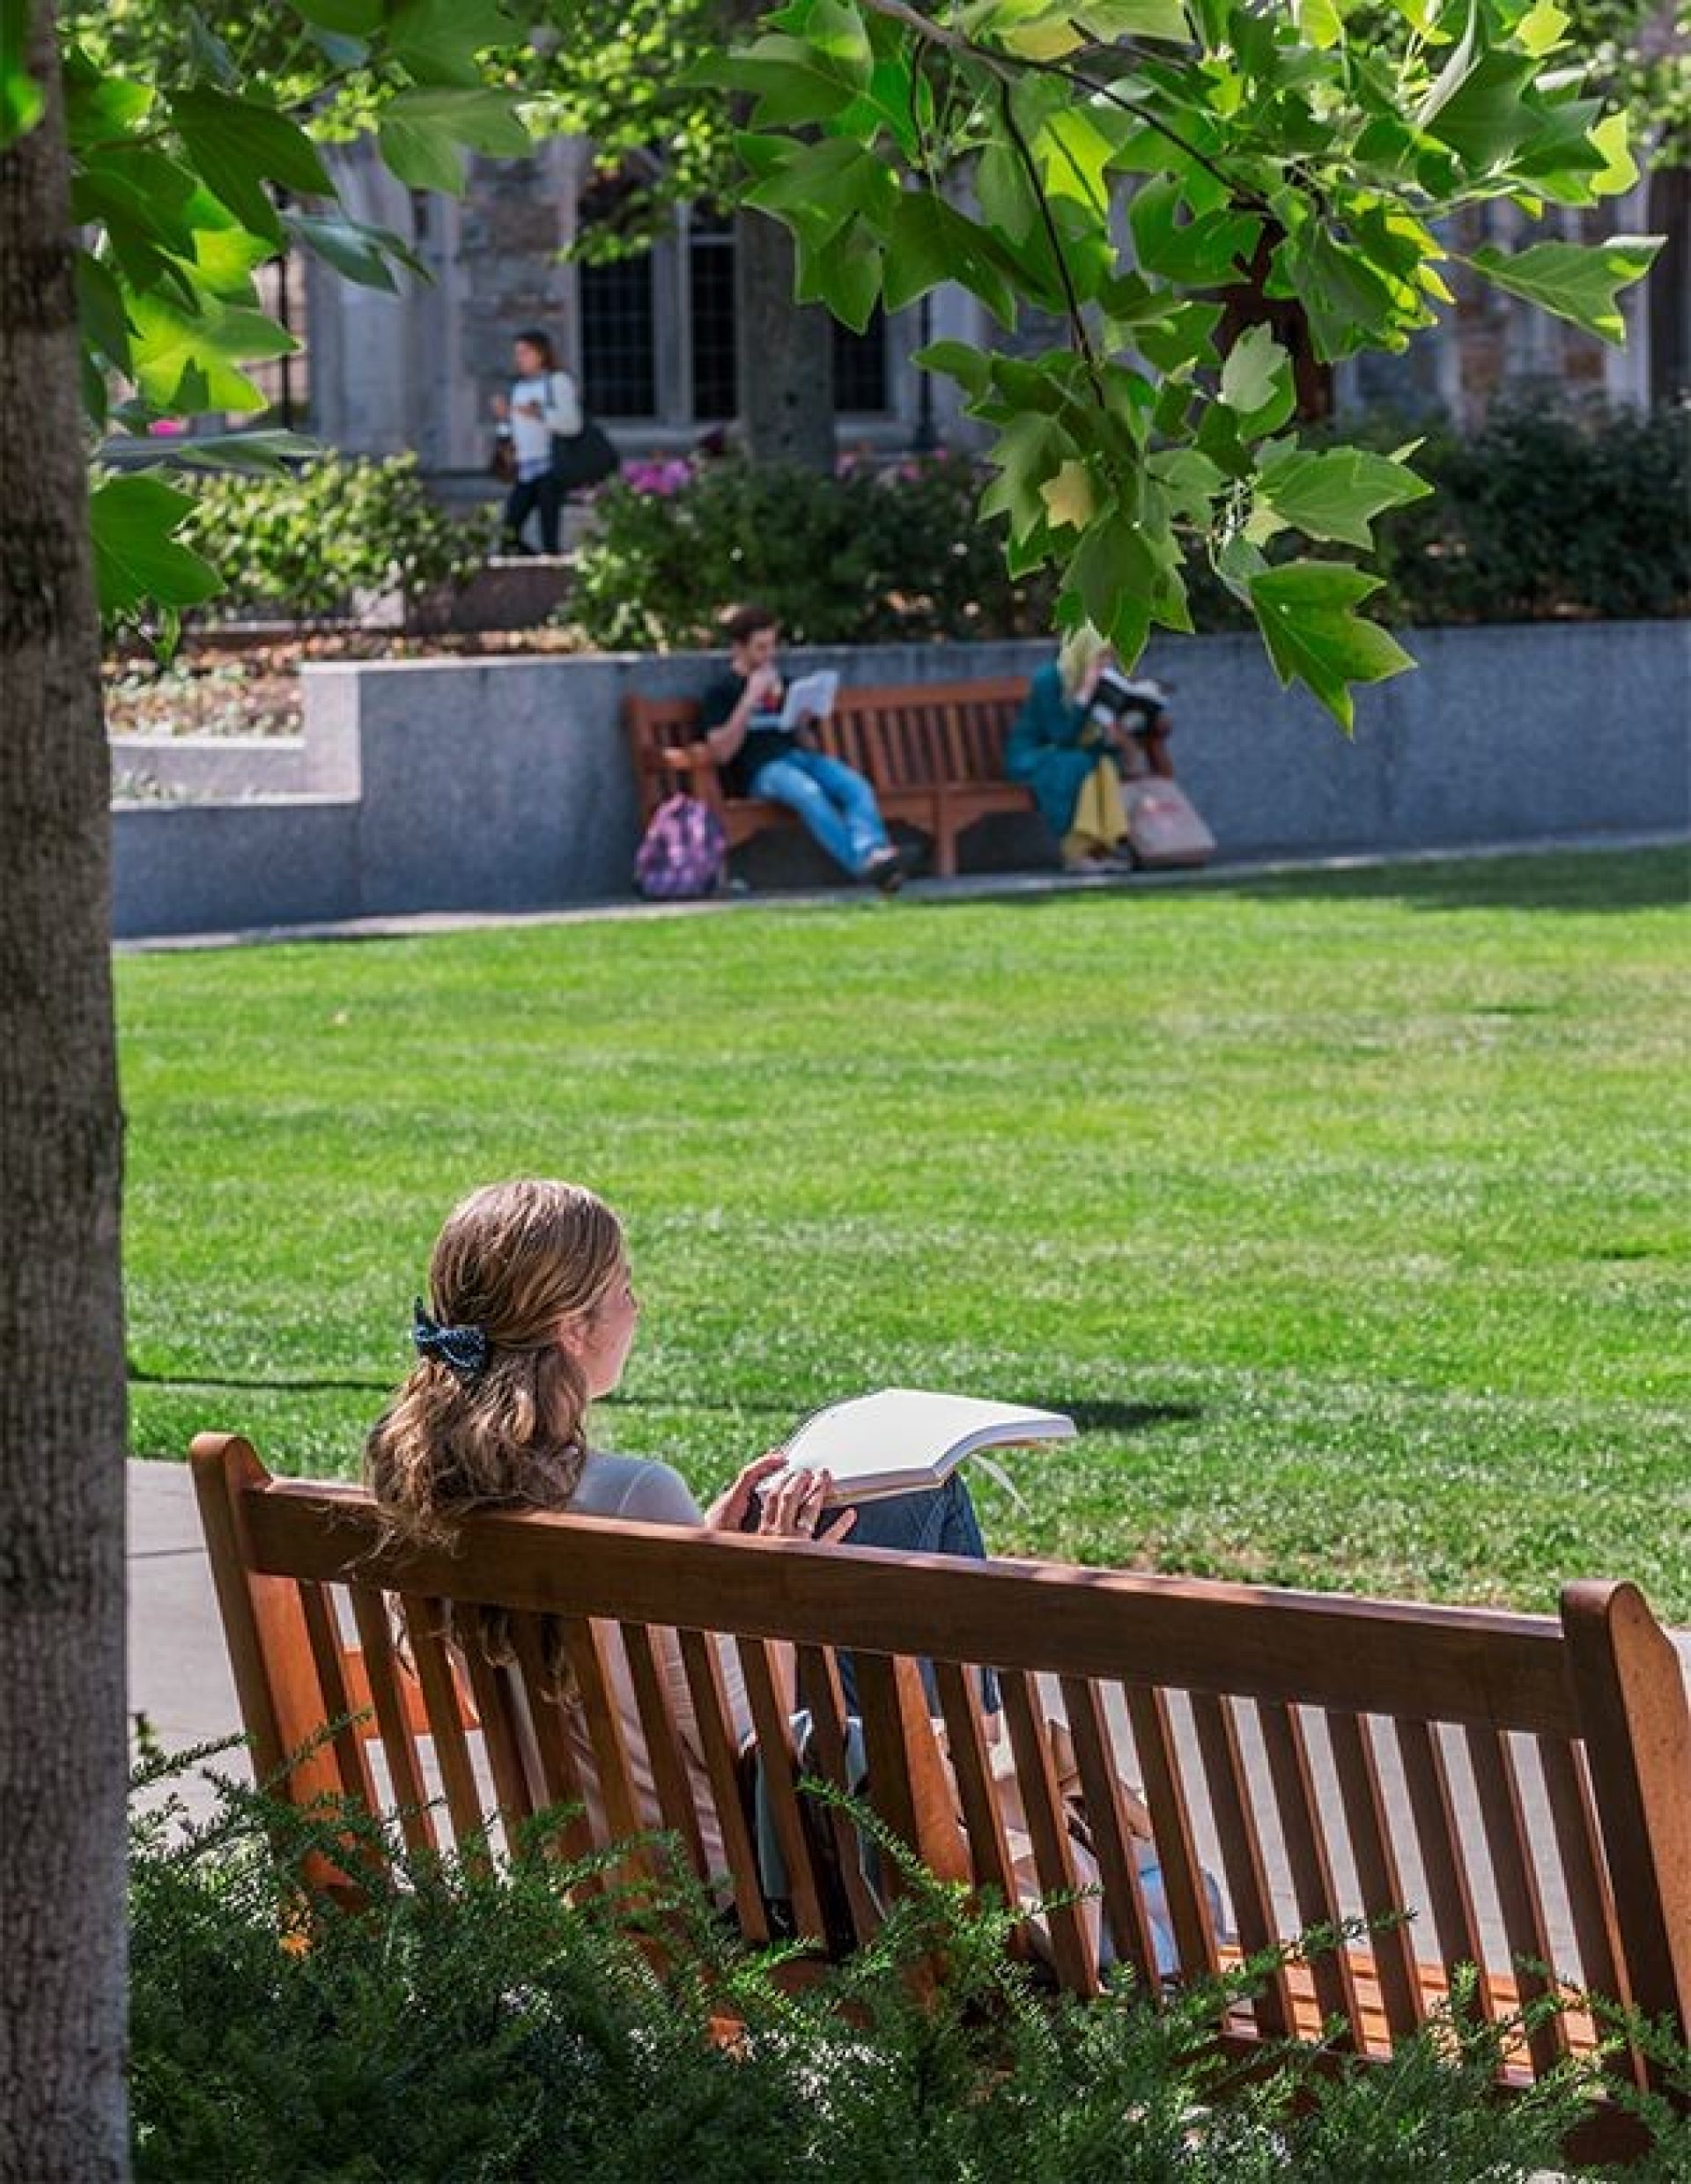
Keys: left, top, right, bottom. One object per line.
{"left": 117, "top": 846, "right": 1690, "bottom": 1620}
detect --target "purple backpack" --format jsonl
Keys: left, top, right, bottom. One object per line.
{"left": 633, "top": 793, "right": 728, "bottom": 900}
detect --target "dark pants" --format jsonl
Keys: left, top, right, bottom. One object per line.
{"left": 503, "top": 469, "right": 562, "bottom": 554}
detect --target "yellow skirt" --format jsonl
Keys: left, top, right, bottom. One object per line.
{"left": 1062, "top": 759, "right": 1128, "bottom": 860}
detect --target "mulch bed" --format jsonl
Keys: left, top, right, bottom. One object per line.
{"left": 105, "top": 625, "right": 594, "bottom": 739}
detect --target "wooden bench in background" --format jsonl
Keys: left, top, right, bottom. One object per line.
{"left": 624, "top": 677, "right": 1076, "bottom": 878}
{"left": 192, "top": 1430, "right": 1690, "bottom": 2164}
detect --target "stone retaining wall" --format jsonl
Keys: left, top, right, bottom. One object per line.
{"left": 112, "top": 620, "right": 1689, "bottom": 937}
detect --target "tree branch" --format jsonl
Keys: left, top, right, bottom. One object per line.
{"left": 995, "top": 75, "right": 1104, "bottom": 393}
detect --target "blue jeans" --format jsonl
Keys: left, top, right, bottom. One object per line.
{"left": 747, "top": 749, "right": 890, "bottom": 875}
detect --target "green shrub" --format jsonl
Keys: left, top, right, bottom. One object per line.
{"left": 564, "top": 402, "right": 1687, "bottom": 650}
{"left": 563, "top": 450, "right": 1058, "bottom": 650}
{"left": 130, "top": 1750, "right": 1687, "bottom": 2182}
{"left": 1369, "top": 399, "right": 1691, "bottom": 626}
{"left": 180, "top": 454, "right": 495, "bottom": 624}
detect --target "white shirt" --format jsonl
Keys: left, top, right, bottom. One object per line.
{"left": 508, "top": 369, "right": 582, "bottom": 469}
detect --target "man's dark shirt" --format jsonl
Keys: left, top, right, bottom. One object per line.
{"left": 697, "top": 668, "right": 800, "bottom": 799}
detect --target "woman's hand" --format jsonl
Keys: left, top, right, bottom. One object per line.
{"left": 705, "top": 1452, "right": 856, "bottom": 1542}
{"left": 491, "top": 394, "right": 509, "bottom": 420}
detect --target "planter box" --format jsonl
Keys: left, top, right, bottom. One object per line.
{"left": 111, "top": 620, "right": 1690, "bottom": 939}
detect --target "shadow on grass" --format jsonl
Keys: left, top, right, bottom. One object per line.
{"left": 615, "top": 1395, "right": 1203, "bottom": 1436}
{"left": 129, "top": 1366, "right": 390, "bottom": 1393}
{"left": 1060, "top": 1399, "right": 1204, "bottom": 1433}
{"left": 942, "top": 845, "right": 1686, "bottom": 918}
{"left": 1212, "top": 845, "right": 1688, "bottom": 916}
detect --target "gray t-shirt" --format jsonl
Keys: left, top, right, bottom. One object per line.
{"left": 568, "top": 1450, "right": 705, "bottom": 1526}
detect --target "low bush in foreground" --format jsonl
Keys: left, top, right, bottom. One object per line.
{"left": 131, "top": 1751, "right": 1688, "bottom": 2182}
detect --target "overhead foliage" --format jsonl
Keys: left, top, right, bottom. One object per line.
{"left": 698, "top": 0, "right": 1663, "bottom": 724}
{"left": 13, "top": 0, "right": 543, "bottom": 646}
{"left": 2, "top": 0, "right": 1671, "bottom": 719}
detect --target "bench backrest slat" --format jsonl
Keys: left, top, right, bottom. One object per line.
{"left": 1187, "top": 1690, "right": 1294, "bottom": 2036}
{"left": 1327, "top": 1710, "right": 1422, "bottom": 2040}
{"left": 190, "top": 1432, "right": 1691, "bottom": 2151}
{"left": 1395, "top": 1715, "right": 1494, "bottom": 1999}
{"left": 348, "top": 1583, "right": 439, "bottom": 1856}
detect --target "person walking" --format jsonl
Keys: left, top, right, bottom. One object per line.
{"left": 491, "top": 327, "right": 581, "bottom": 555}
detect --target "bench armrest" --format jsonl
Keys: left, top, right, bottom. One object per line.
{"left": 657, "top": 742, "right": 717, "bottom": 773}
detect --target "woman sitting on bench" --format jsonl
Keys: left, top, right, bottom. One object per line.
{"left": 364, "top": 1177, "right": 993, "bottom": 1861}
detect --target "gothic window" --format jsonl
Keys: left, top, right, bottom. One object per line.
{"left": 580, "top": 253, "right": 658, "bottom": 417}
{"left": 572, "top": 204, "right": 892, "bottom": 427}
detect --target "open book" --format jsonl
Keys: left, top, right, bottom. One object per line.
{"left": 781, "top": 1386, "right": 1075, "bottom": 1505}
{"left": 774, "top": 668, "right": 838, "bottom": 731}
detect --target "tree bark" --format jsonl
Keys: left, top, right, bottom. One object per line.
{"left": 734, "top": 208, "right": 837, "bottom": 473}
{"left": 0, "top": 4, "right": 130, "bottom": 2176}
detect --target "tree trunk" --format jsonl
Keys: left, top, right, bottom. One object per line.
{"left": 0, "top": 4, "right": 130, "bottom": 2176}
{"left": 734, "top": 208, "right": 837, "bottom": 473}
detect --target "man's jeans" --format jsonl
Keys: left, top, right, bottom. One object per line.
{"left": 747, "top": 749, "right": 890, "bottom": 874}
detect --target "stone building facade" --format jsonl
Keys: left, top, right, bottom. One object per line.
{"left": 284, "top": 143, "right": 1687, "bottom": 478}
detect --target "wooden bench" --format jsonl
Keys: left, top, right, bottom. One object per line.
{"left": 191, "top": 1430, "right": 1690, "bottom": 2162}
{"left": 624, "top": 676, "right": 1137, "bottom": 879}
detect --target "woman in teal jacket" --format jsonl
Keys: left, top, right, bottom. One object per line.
{"left": 1006, "top": 632, "right": 1173, "bottom": 873}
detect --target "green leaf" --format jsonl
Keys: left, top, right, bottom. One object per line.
{"left": 1146, "top": 445, "right": 1223, "bottom": 520}
{"left": 963, "top": 0, "right": 1189, "bottom": 58}
{"left": 376, "top": 89, "right": 531, "bottom": 195}
{"left": 1218, "top": 322, "right": 1295, "bottom": 433}
{"left": 1067, "top": 511, "right": 1156, "bottom": 664}
{"left": 61, "top": 49, "right": 152, "bottom": 145}
{"left": 89, "top": 472, "right": 224, "bottom": 619}
{"left": 1514, "top": 0, "right": 1568, "bottom": 57}
{"left": 284, "top": 210, "right": 425, "bottom": 293}
{"left": 77, "top": 251, "right": 134, "bottom": 374}
{"left": 1417, "top": 49, "right": 1540, "bottom": 167}
{"left": 130, "top": 428, "right": 321, "bottom": 474}
{"left": 689, "top": 27, "right": 868, "bottom": 127}
{"left": 912, "top": 340, "right": 992, "bottom": 399}
{"left": 388, "top": 0, "right": 515, "bottom": 88}
{"left": 794, "top": 214, "right": 882, "bottom": 331}
{"left": 168, "top": 89, "right": 336, "bottom": 242}
{"left": 2, "top": 0, "right": 43, "bottom": 145}
{"left": 1129, "top": 176, "right": 1258, "bottom": 285}
{"left": 980, "top": 412, "right": 1070, "bottom": 540}
{"left": 178, "top": 190, "right": 277, "bottom": 303}
{"left": 742, "top": 136, "right": 897, "bottom": 250}
{"left": 1463, "top": 235, "right": 1662, "bottom": 344}
{"left": 1585, "top": 111, "right": 1639, "bottom": 198}
{"left": 1248, "top": 559, "right": 1414, "bottom": 729}
{"left": 126, "top": 285, "right": 298, "bottom": 415}
{"left": 1254, "top": 444, "right": 1431, "bottom": 549}
{"left": 883, "top": 195, "right": 1016, "bottom": 326}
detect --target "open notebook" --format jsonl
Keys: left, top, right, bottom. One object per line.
{"left": 781, "top": 1386, "right": 1075, "bottom": 1505}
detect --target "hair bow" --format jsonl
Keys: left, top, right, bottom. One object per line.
{"left": 411, "top": 1298, "right": 491, "bottom": 1381}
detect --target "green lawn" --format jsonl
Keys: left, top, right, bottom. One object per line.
{"left": 118, "top": 847, "right": 1690, "bottom": 1620}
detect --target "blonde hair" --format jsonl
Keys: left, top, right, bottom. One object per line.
{"left": 365, "top": 1178, "right": 627, "bottom": 1551}
{"left": 1058, "top": 624, "right": 1109, "bottom": 701}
